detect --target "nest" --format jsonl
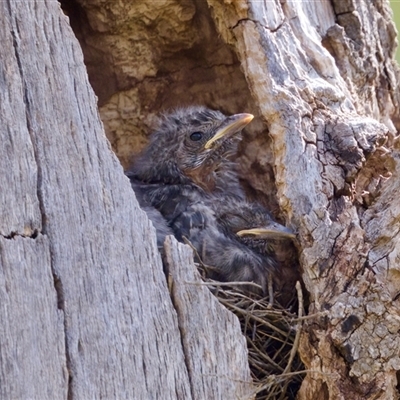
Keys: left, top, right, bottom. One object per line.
{"left": 196, "top": 264, "right": 306, "bottom": 399}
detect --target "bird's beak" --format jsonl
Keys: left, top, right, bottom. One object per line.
{"left": 236, "top": 223, "right": 296, "bottom": 239}
{"left": 204, "top": 113, "right": 254, "bottom": 149}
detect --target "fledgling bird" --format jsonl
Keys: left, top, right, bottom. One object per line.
{"left": 127, "top": 106, "right": 254, "bottom": 232}
{"left": 127, "top": 106, "right": 294, "bottom": 293}
{"left": 131, "top": 178, "right": 175, "bottom": 249}
{"left": 170, "top": 201, "right": 278, "bottom": 292}
{"left": 127, "top": 107, "right": 252, "bottom": 190}
{"left": 142, "top": 206, "right": 174, "bottom": 249}
{"left": 212, "top": 196, "right": 299, "bottom": 305}
{"left": 201, "top": 194, "right": 297, "bottom": 297}
{"left": 210, "top": 195, "right": 295, "bottom": 241}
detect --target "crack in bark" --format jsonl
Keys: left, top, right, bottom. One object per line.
{"left": 6, "top": 1, "right": 47, "bottom": 236}
{"left": 5, "top": 2, "right": 72, "bottom": 398}
{"left": 233, "top": 18, "right": 286, "bottom": 34}
{"left": 232, "top": 18, "right": 253, "bottom": 31}
{"left": 52, "top": 270, "right": 74, "bottom": 398}
{"left": 164, "top": 273, "right": 195, "bottom": 400}
{"left": 369, "top": 253, "right": 388, "bottom": 269}
{"left": 52, "top": 271, "right": 73, "bottom": 400}
{"left": 0, "top": 230, "right": 40, "bottom": 240}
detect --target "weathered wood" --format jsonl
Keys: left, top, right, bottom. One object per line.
{"left": 3, "top": 0, "right": 400, "bottom": 398}
{"left": 1, "top": 1, "right": 255, "bottom": 399}
{"left": 1, "top": 1, "right": 192, "bottom": 399}
{"left": 164, "top": 236, "right": 254, "bottom": 400}
{"left": 0, "top": 235, "right": 66, "bottom": 399}
{"left": 0, "top": 3, "right": 41, "bottom": 236}
{"left": 206, "top": 0, "right": 400, "bottom": 398}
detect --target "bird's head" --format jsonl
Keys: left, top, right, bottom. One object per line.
{"left": 128, "top": 107, "right": 253, "bottom": 189}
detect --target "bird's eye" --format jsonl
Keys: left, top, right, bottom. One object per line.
{"left": 190, "top": 131, "right": 203, "bottom": 141}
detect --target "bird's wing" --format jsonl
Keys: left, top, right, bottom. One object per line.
{"left": 170, "top": 201, "right": 278, "bottom": 294}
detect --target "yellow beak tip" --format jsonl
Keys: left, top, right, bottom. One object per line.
{"left": 204, "top": 113, "right": 254, "bottom": 149}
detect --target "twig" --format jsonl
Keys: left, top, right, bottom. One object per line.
{"left": 283, "top": 281, "right": 303, "bottom": 375}
{"left": 218, "top": 300, "right": 290, "bottom": 338}
{"left": 187, "top": 280, "right": 263, "bottom": 289}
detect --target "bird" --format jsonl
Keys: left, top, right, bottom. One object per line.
{"left": 209, "top": 195, "right": 295, "bottom": 240}
{"left": 127, "top": 106, "right": 253, "bottom": 230}
{"left": 127, "top": 106, "right": 252, "bottom": 189}
{"left": 228, "top": 200, "right": 298, "bottom": 303}
{"left": 130, "top": 180, "right": 175, "bottom": 249}
{"left": 169, "top": 200, "right": 279, "bottom": 293}
{"left": 126, "top": 106, "right": 296, "bottom": 294}
{"left": 200, "top": 194, "right": 297, "bottom": 298}
{"left": 143, "top": 206, "right": 174, "bottom": 249}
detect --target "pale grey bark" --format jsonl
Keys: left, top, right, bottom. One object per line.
{"left": 0, "top": 1, "right": 252, "bottom": 399}
{"left": 164, "top": 237, "right": 254, "bottom": 400}
{"left": 207, "top": 0, "right": 400, "bottom": 398}
{"left": 0, "top": 235, "right": 66, "bottom": 399}
{"left": 2, "top": 0, "right": 400, "bottom": 399}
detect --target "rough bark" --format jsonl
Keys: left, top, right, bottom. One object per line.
{"left": 59, "top": 0, "right": 400, "bottom": 398}
{"left": 0, "top": 1, "right": 252, "bottom": 399}
{"left": 3, "top": 0, "right": 400, "bottom": 399}
{"left": 206, "top": 0, "right": 400, "bottom": 398}
{"left": 164, "top": 237, "right": 254, "bottom": 399}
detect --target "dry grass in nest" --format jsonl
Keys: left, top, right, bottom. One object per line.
{"left": 195, "top": 266, "right": 306, "bottom": 399}
{"left": 183, "top": 237, "right": 307, "bottom": 399}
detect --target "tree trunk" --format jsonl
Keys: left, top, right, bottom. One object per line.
{"left": 206, "top": 0, "right": 400, "bottom": 398}
{"left": 2, "top": 0, "right": 400, "bottom": 399}
{"left": 0, "top": 1, "right": 252, "bottom": 399}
